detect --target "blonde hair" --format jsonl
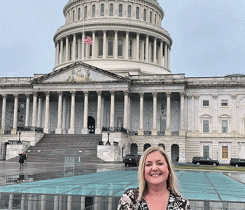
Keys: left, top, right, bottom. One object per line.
{"left": 138, "top": 146, "right": 180, "bottom": 201}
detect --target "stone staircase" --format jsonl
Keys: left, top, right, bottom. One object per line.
{"left": 7, "top": 134, "right": 105, "bottom": 163}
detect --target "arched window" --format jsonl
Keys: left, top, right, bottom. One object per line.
{"left": 136, "top": 7, "right": 139, "bottom": 19}
{"left": 150, "top": 11, "right": 152, "bottom": 23}
{"left": 143, "top": 9, "right": 146, "bottom": 21}
{"left": 129, "top": 39, "right": 133, "bottom": 58}
{"left": 108, "top": 38, "right": 114, "bottom": 56}
{"left": 128, "top": 5, "right": 131, "bottom": 18}
{"left": 118, "top": 38, "right": 123, "bottom": 56}
{"left": 78, "top": 8, "right": 81, "bottom": 20}
{"left": 110, "top": 4, "right": 114, "bottom": 16}
{"left": 84, "top": 6, "right": 87, "bottom": 18}
{"left": 119, "top": 4, "right": 123, "bottom": 17}
{"left": 98, "top": 38, "right": 103, "bottom": 56}
{"left": 101, "top": 4, "right": 104, "bottom": 16}
{"left": 92, "top": 5, "right": 96, "bottom": 17}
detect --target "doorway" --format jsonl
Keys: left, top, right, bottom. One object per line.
{"left": 88, "top": 116, "right": 95, "bottom": 134}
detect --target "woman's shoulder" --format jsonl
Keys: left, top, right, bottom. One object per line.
{"left": 123, "top": 188, "right": 138, "bottom": 197}
{"left": 169, "top": 191, "right": 191, "bottom": 209}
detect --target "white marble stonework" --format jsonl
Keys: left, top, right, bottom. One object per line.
{"left": 1, "top": 0, "right": 245, "bottom": 162}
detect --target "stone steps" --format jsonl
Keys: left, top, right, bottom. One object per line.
{"left": 7, "top": 134, "right": 104, "bottom": 163}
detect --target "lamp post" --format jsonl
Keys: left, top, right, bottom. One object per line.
{"left": 105, "top": 132, "right": 111, "bottom": 146}
{"left": 17, "top": 131, "right": 22, "bottom": 144}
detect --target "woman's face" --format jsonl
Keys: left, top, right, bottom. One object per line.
{"left": 144, "top": 151, "right": 169, "bottom": 188}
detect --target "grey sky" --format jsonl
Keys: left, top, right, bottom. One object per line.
{"left": 1, "top": 0, "right": 245, "bottom": 77}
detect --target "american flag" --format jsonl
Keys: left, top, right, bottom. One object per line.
{"left": 84, "top": 36, "right": 92, "bottom": 45}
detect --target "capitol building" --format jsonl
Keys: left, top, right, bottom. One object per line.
{"left": 1, "top": 0, "right": 245, "bottom": 164}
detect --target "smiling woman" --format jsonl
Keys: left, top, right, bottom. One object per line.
{"left": 117, "top": 146, "right": 191, "bottom": 210}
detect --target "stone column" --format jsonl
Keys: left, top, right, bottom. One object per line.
{"left": 37, "top": 97, "right": 42, "bottom": 127}
{"left": 160, "top": 40, "right": 163, "bottom": 65}
{"left": 114, "top": 30, "right": 118, "bottom": 59}
{"left": 145, "top": 35, "right": 149, "bottom": 62}
{"left": 92, "top": 31, "right": 95, "bottom": 59}
{"left": 65, "top": 36, "right": 69, "bottom": 62}
{"left": 60, "top": 39, "right": 64, "bottom": 63}
{"left": 11, "top": 94, "right": 18, "bottom": 134}
{"left": 136, "top": 33, "right": 140, "bottom": 61}
{"left": 82, "top": 33, "right": 85, "bottom": 60}
{"left": 72, "top": 34, "right": 76, "bottom": 60}
{"left": 194, "top": 95, "right": 200, "bottom": 133}
{"left": 164, "top": 43, "right": 168, "bottom": 68}
{"left": 32, "top": 92, "right": 37, "bottom": 127}
{"left": 62, "top": 97, "right": 67, "bottom": 134}
{"left": 110, "top": 91, "right": 115, "bottom": 127}
{"left": 231, "top": 94, "right": 238, "bottom": 136}
{"left": 103, "top": 30, "right": 107, "bottom": 59}
{"left": 124, "top": 91, "right": 129, "bottom": 129}
{"left": 125, "top": 31, "right": 129, "bottom": 59}
{"left": 56, "top": 92, "right": 63, "bottom": 134}
{"left": 168, "top": 46, "right": 171, "bottom": 69}
{"left": 165, "top": 92, "right": 171, "bottom": 136}
{"left": 152, "top": 92, "right": 157, "bottom": 135}
{"left": 82, "top": 91, "right": 89, "bottom": 134}
{"left": 138, "top": 93, "right": 144, "bottom": 135}
{"left": 55, "top": 42, "right": 59, "bottom": 65}
{"left": 95, "top": 91, "right": 102, "bottom": 134}
{"left": 25, "top": 94, "right": 30, "bottom": 127}
{"left": 153, "top": 37, "right": 157, "bottom": 64}
{"left": 44, "top": 92, "right": 50, "bottom": 134}
{"left": 1, "top": 94, "right": 7, "bottom": 134}
{"left": 128, "top": 94, "right": 131, "bottom": 131}
{"left": 28, "top": 195, "right": 33, "bottom": 210}
{"left": 212, "top": 95, "right": 218, "bottom": 134}
{"left": 179, "top": 92, "right": 186, "bottom": 136}
{"left": 68, "top": 91, "right": 75, "bottom": 134}
{"left": 187, "top": 95, "right": 193, "bottom": 133}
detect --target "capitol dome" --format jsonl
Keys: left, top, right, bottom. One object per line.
{"left": 53, "top": 0, "right": 172, "bottom": 75}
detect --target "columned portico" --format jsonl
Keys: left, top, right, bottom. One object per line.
{"left": 1, "top": 94, "right": 7, "bottom": 134}
{"left": 110, "top": 91, "right": 115, "bottom": 128}
{"left": 11, "top": 94, "right": 18, "bottom": 134}
{"left": 95, "top": 91, "right": 102, "bottom": 134}
{"left": 32, "top": 92, "right": 38, "bottom": 127}
{"left": 44, "top": 92, "right": 50, "bottom": 134}
{"left": 82, "top": 91, "right": 89, "bottom": 134}
{"left": 152, "top": 92, "right": 158, "bottom": 135}
{"left": 138, "top": 93, "right": 144, "bottom": 135}
{"left": 165, "top": 92, "right": 171, "bottom": 136}
{"left": 68, "top": 91, "right": 76, "bottom": 134}
{"left": 56, "top": 91, "right": 63, "bottom": 134}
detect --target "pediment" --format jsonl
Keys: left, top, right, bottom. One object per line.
{"left": 32, "top": 62, "right": 124, "bottom": 84}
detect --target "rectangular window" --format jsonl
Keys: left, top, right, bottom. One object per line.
{"left": 222, "top": 120, "right": 228, "bottom": 133}
{"left": 203, "top": 146, "right": 209, "bottom": 158}
{"left": 221, "top": 100, "right": 228, "bottom": 106}
{"left": 98, "top": 38, "right": 103, "bottom": 56}
{"left": 203, "top": 100, "right": 209, "bottom": 107}
{"left": 118, "top": 39, "right": 123, "bottom": 56}
{"left": 203, "top": 120, "right": 209, "bottom": 133}
{"left": 119, "top": 4, "right": 123, "bottom": 17}
{"left": 108, "top": 38, "right": 113, "bottom": 56}
{"left": 222, "top": 146, "right": 228, "bottom": 159}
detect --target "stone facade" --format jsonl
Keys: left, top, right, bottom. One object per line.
{"left": 0, "top": 0, "right": 245, "bottom": 163}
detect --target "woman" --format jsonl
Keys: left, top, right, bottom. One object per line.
{"left": 118, "top": 146, "right": 191, "bottom": 210}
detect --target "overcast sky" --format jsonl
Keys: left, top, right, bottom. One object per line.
{"left": 1, "top": 0, "right": 245, "bottom": 77}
